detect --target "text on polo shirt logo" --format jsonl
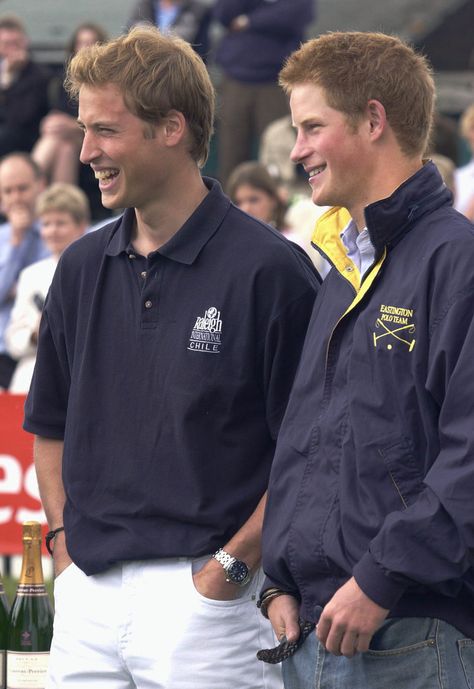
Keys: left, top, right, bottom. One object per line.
{"left": 187, "top": 306, "right": 223, "bottom": 353}
{"left": 373, "top": 304, "right": 416, "bottom": 352}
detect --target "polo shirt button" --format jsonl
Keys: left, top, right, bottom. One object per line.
{"left": 129, "top": 254, "right": 136, "bottom": 259}
{"left": 145, "top": 300, "right": 152, "bottom": 309}
{"left": 140, "top": 271, "right": 147, "bottom": 279}
{"left": 345, "top": 265, "right": 354, "bottom": 272}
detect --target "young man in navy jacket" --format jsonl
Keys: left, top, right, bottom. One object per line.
{"left": 261, "top": 31, "right": 474, "bottom": 688}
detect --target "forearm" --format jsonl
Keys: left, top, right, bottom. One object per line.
{"left": 193, "top": 493, "right": 267, "bottom": 600}
{"left": 34, "top": 435, "right": 71, "bottom": 574}
{"left": 34, "top": 435, "right": 65, "bottom": 529}
{"left": 221, "top": 492, "right": 266, "bottom": 571}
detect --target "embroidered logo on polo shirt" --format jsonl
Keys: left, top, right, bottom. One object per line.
{"left": 373, "top": 304, "right": 416, "bottom": 352}
{"left": 187, "top": 306, "right": 223, "bottom": 354}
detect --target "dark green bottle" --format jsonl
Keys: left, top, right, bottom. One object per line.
{"left": 7, "top": 522, "right": 53, "bottom": 689}
{"left": 0, "top": 572, "right": 9, "bottom": 689}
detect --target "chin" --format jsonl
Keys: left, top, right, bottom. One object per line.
{"left": 101, "top": 195, "right": 122, "bottom": 211}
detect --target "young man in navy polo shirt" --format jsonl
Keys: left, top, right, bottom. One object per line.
{"left": 23, "top": 26, "right": 319, "bottom": 689}
{"left": 260, "top": 31, "right": 474, "bottom": 688}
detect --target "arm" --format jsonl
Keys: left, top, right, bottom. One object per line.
{"left": 4, "top": 267, "right": 42, "bottom": 359}
{"left": 34, "top": 435, "right": 71, "bottom": 577}
{"left": 193, "top": 492, "right": 267, "bottom": 600}
{"left": 214, "top": 0, "right": 313, "bottom": 36}
{"left": 319, "top": 286, "right": 474, "bottom": 657}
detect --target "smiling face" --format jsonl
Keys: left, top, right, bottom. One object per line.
{"left": 78, "top": 83, "right": 170, "bottom": 213}
{"left": 289, "top": 83, "right": 371, "bottom": 219}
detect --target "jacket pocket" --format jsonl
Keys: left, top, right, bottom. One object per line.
{"left": 378, "top": 437, "right": 424, "bottom": 509}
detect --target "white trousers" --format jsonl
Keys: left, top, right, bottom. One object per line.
{"left": 48, "top": 557, "right": 282, "bottom": 689}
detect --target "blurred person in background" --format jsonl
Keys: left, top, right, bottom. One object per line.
{"left": 259, "top": 114, "right": 311, "bottom": 198}
{"left": 5, "top": 183, "right": 89, "bottom": 393}
{"left": 227, "top": 160, "right": 288, "bottom": 231}
{"left": 0, "top": 153, "right": 48, "bottom": 390}
{"left": 32, "top": 23, "right": 108, "bottom": 186}
{"left": 454, "top": 103, "right": 474, "bottom": 217}
{"left": 430, "top": 153, "right": 455, "bottom": 195}
{"left": 213, "top": 0, "right": 315, "bottom": 185}
{"left": 127, "top": 0, "right": 214, "bottom": 60}
{"left": 228, "top": 160, "right": 332, "bottom": 276}
{"left": 0, "top": 14, "right": 50, "bottom": 156}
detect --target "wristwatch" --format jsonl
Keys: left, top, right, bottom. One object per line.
{"left": 213, "top": 548, "right": 251, "bottom": 586}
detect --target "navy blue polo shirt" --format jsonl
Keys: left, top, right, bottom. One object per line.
{"left": 24, "top": 178, "right": 319, "bottom": 575}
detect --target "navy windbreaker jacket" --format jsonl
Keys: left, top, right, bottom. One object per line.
{"left": 262, "top": 162, "right": 474, "bottom": 637}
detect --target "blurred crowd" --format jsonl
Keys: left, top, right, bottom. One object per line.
{"left": 0, "top": 0, "right": 473, "bottom": 395}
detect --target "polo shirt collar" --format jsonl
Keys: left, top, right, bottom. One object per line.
{"left": 105, "top": 177, "right": 231, "bottom": 264}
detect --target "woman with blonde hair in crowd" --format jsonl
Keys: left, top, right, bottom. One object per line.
{"left": 5, "top": 183, "right": 89, "bottom": 393}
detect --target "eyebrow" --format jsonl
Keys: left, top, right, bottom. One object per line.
{"left": 76, "top": 118, "right": 116, "bottom": 129}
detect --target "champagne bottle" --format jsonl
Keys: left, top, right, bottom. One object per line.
{"left": 7, "top": 522, "right": 53, "bottom": 689}
{"left": 0, "top": 571, "right": 9, "bottom": 689}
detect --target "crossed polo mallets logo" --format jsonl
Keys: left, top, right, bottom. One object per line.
{"left": 373, "top": 318, "right": 416, "bottom": 351}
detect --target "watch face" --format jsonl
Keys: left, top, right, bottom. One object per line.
{"left": 227, "top": 560, "right": 249, "bottom": 584}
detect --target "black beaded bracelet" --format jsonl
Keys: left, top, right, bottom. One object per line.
{"left": 45, "top": 526, "right": 65, "bottom": 556}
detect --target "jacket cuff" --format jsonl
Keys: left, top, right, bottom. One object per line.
{"left": 353, "top": 551, "right": 408, "bottom": 610}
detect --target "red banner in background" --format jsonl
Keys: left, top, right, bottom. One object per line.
{"left": 0, "top": 394, "right": 47, "bottom": 554}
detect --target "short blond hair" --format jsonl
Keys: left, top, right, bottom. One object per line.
{"left": 280, "top": 31, "right": 435, "bottom": 157}
{"left": 65, "top": 25, "right": 215, "bottom": 167}
{"left": 36, "top": 183, "right": 90, "bottom": 225}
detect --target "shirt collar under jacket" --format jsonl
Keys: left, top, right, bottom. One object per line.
{"left": 105, "top": 177, "right": 231, "bottom": 264}
{"left": 340, "top": 220, "right": 375, "bottom": 279}
{"left": 313, "top": 161, "right": 452, "bottom": 271}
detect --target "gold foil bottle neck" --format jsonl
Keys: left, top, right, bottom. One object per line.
{"left": 18, "top": 521, "right": 45, "bottom": 586}
{"left": 22, "top": 521, "right": 42, "bottom": 542}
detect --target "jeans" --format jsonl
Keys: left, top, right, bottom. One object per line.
{"left": 282, "top": 617, "right": 474, "bottom": 689}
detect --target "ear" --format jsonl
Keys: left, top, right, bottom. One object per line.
{"left": 366, "top": 99, "right": 387, "bottom": 141}
{"left": 161, "top": 109, "right": 187, "bottom": 148}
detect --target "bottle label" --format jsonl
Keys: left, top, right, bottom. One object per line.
{"left": 14, "top": 586, "right": 47, "bottom": 598}
{"left": 6, "top": 652, "right": 49, "bottom": 689}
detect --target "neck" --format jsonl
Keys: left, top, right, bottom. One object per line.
{"left": 351, "top": 155, "right": 423, "bottom": 231}
{"left": 132, "top": 170, "right": 208, "bottom": 255}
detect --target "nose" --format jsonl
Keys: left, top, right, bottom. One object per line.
{"left": 290, "top": 132, "right": 308, "bottom": 165}
{"left": 80, "top": 130, "right": 100, "bottom": 165}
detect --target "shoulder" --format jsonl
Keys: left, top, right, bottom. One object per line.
{"left": 219, "top": 204, "right": 319, "bottom": 286}
{"left": 409, "top": 207, "right": 474, "bottom": 299}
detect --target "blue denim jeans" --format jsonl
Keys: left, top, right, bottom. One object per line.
{"left": 282, "top": 618, "right": 474, "bottom": 689}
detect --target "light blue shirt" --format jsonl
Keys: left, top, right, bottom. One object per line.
{"left": 340, "top": 219, "right": 375, "bottom": 281}
{"left": 0, "top": 221, "right": 50, "bottom": 353}
{"left": 155, "top": 1, "right": 179, "bottom": 33}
